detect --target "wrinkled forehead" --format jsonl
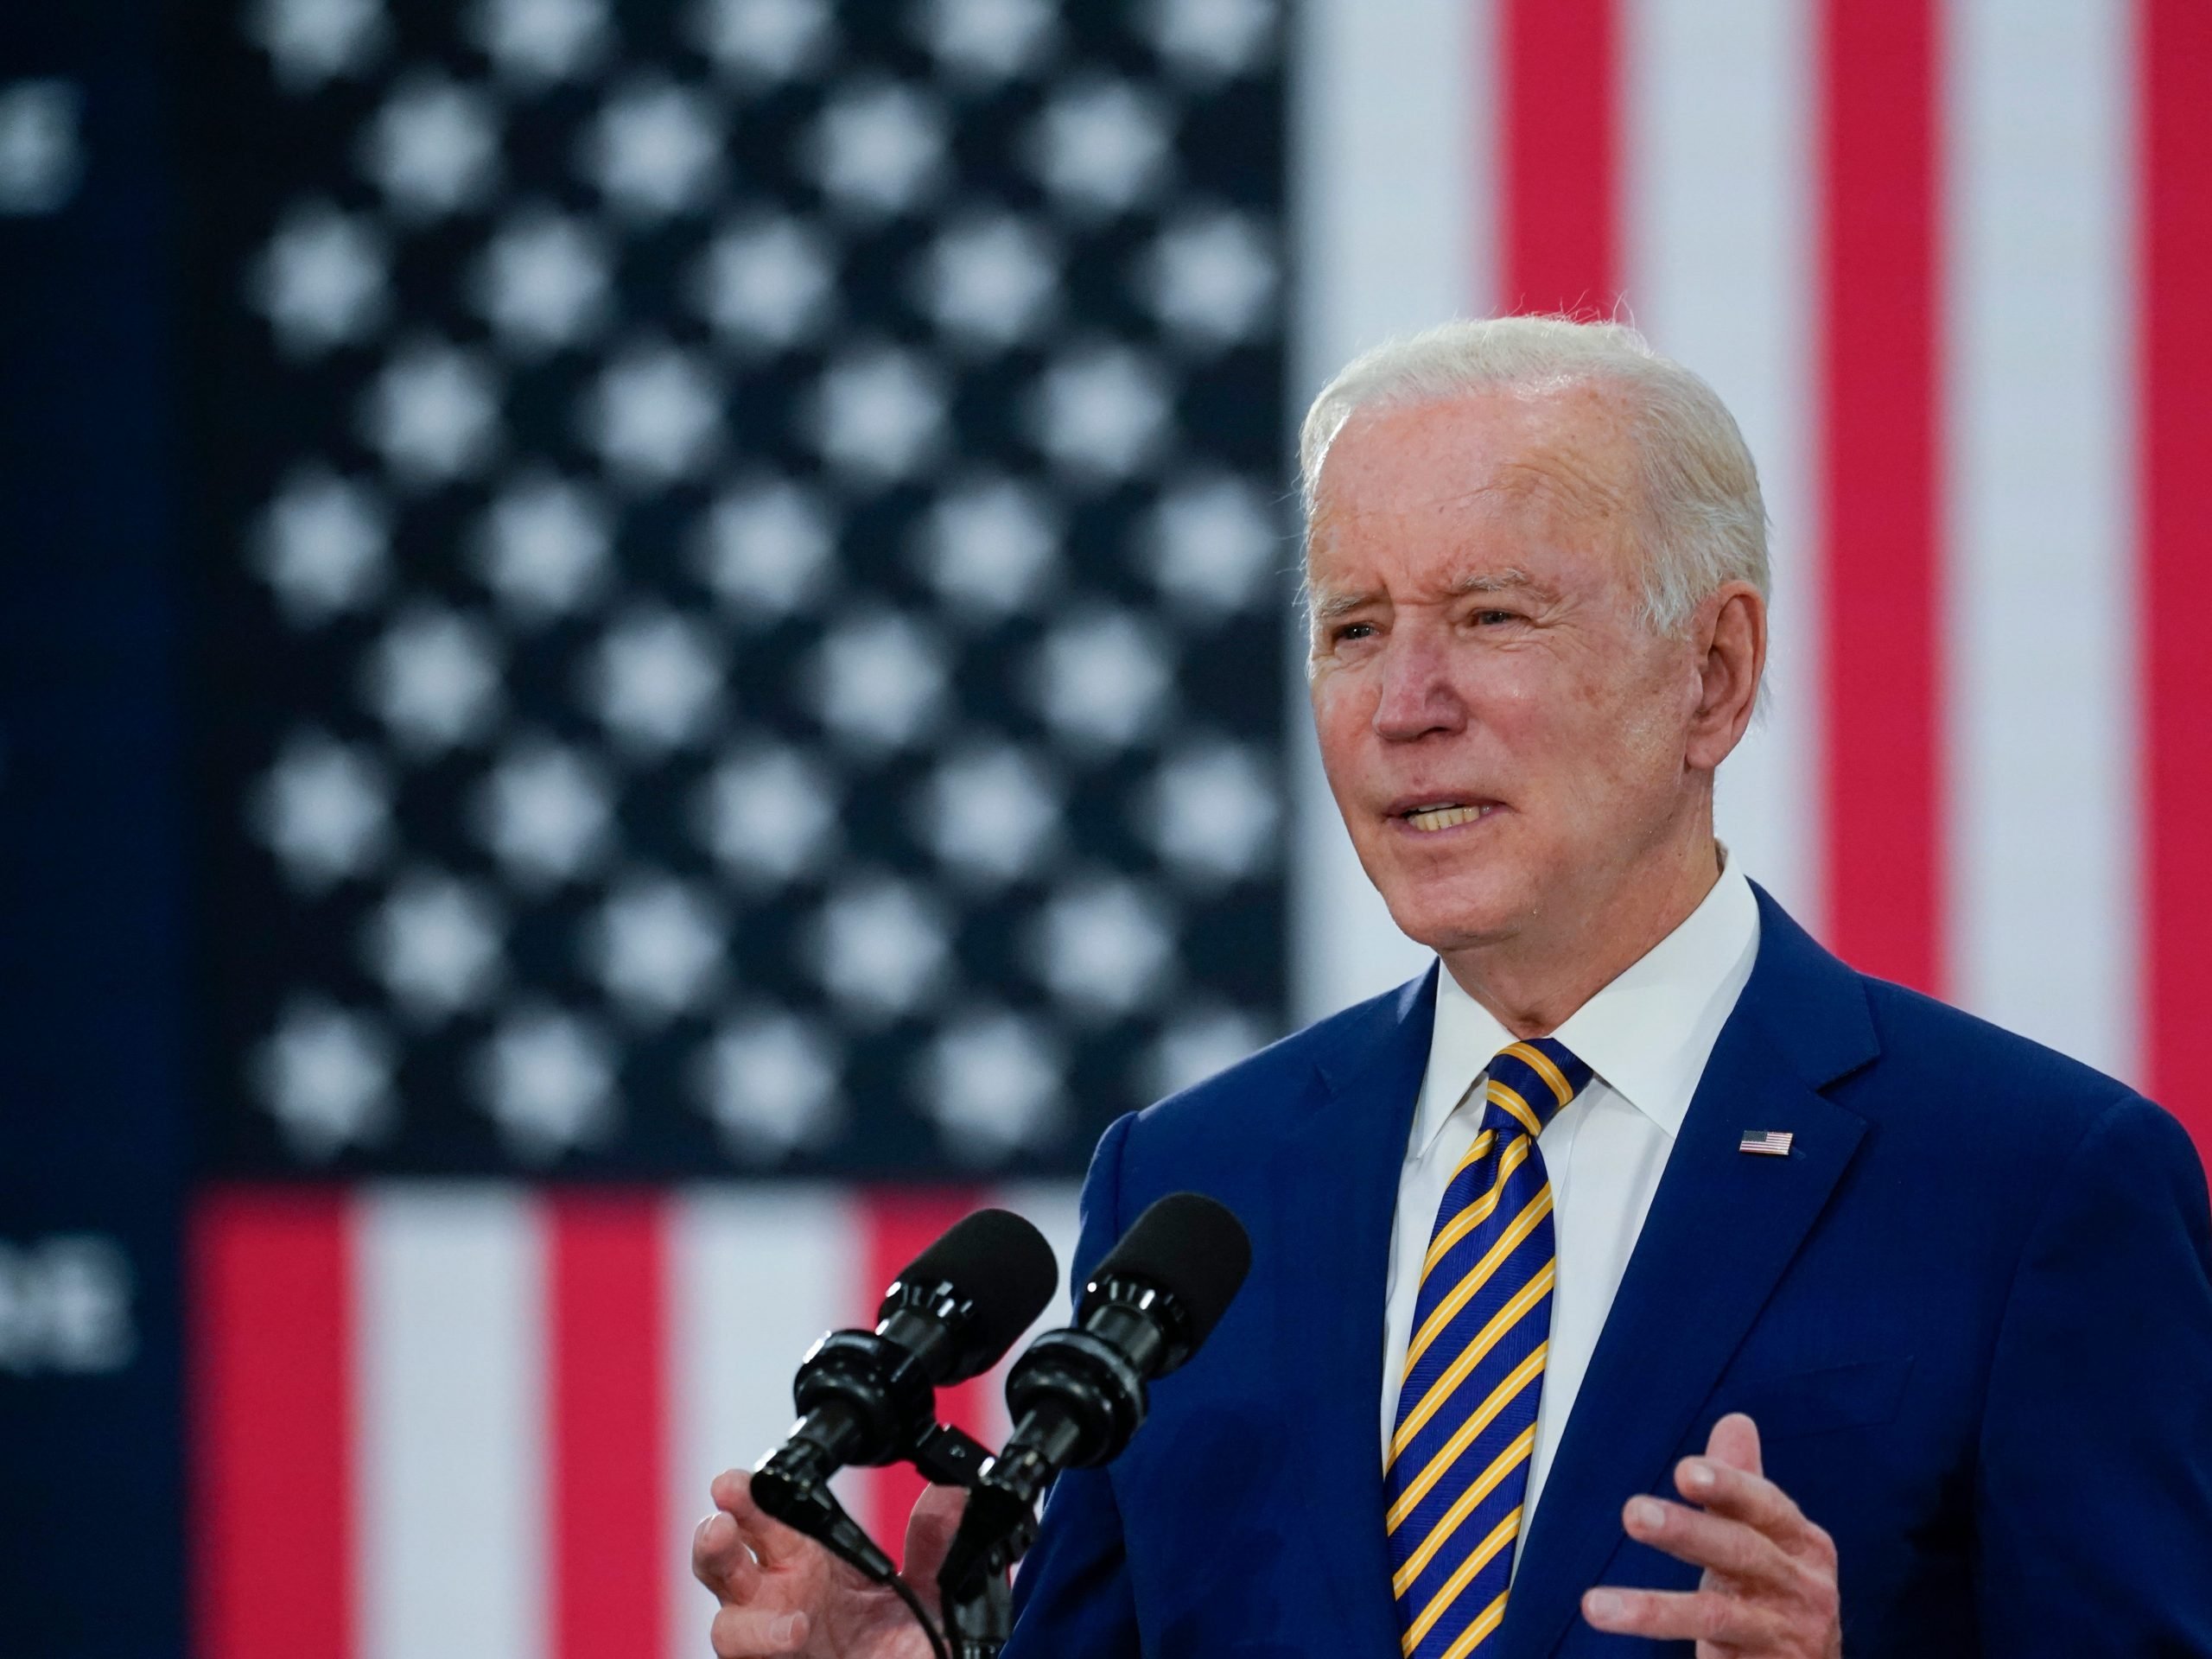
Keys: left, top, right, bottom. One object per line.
{"left": 1304, "top": 386, "right": 1648, "bottom": 583}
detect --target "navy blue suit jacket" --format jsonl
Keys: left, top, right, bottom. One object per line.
{"left": 1002, "top": 887, "right": 2212, "bottom": 1656}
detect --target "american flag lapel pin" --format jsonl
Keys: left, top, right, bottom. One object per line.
{"left": 1738, "top": 1129, "right": 1795, "bottom": 1157}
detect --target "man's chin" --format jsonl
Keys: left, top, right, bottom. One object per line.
{"left": 1375, "top": 879, "right": 1530, "bottom": 957}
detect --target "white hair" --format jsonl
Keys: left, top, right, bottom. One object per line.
{"left": 1298, "top": 315, "right": 1770, "bottom": 634}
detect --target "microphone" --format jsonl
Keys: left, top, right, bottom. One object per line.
{"left": 751, "top": 1207, "right": 1059, "bottom": 1579}
{"left": 938, "top": 1192, "right": 1251, "bottom": 1601}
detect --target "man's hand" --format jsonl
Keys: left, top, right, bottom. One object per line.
{"left": 1580, "top": 1413, "right": 1842, "bottom": 1656}
{"left": 691, "top": 1470, "right": 966, "bottom": 1659}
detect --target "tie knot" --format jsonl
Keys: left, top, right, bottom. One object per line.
{"left": 1481, "top": 1038, "right": 1592, "bottom": 1138}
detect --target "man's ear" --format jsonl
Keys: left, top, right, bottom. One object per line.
{"left": 1685, "top": 582, "right": 1766, "bottom": 772}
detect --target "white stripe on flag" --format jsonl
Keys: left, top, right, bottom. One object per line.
{"left": 1626, "top": 0, "right": 1823, "bottom": 929}
{"left": 357, "top": 1187, "right": 547, "bottom": 1659}
{"left": 664, "top": 1185, "right": 861, "bottom": 1659}
{"left": 1289, "top": 0, "right": 1492, "bottom": 1022}
{"left": 1294, "top": 0, "right": 1494, "bottom": 386}
{"left": 1945, "top": 0, "right": 2140, "bottom": 1080}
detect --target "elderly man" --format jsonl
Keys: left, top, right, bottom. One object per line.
{"left": 694, "top": 317, "right": 2212, "bottom": 1657}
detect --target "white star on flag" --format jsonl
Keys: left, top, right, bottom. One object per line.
{"left": 914, "top": 745, "right": 1062, "bottom": 886}
{"left": 362, "top": 870, "right": 506, "bottom": 1020}
{"left": 1141, "top": 0, "right": 1276, "bottom": 79}
{"left": 359, "top": 606, "right": 505, "bottom": 753}
{"left": 359, "top": 340, "right": 502, "bottom": 485}
{"left": 251, "top": 201, "right": 388, "bottom": 355}
{"left": 474, "top": 473, "right": 612, "bottom": 623}
{"left": 579, "top": 341, "right": 723, "bottom": 484}
{"left": 690, "top": 0, "right": 832, "bottom": 80}
{"left": 357, "top": 71, "right": 500, "bottom": 218}
{"left": 918, "top": 0, "right": 1058, "bottom": 82}
{"left": 473, "top": 1004, "right": 616, "bottom": 1160}
{"left": 809, "top": 876, "right": 951, "bottom": 1022}
{"left": 914, "top": 213, "right": 1058, "bottom": 352}
{"left": 1140, "top": 740, "right": 1279, "bottom": 884}
{"left": 806, "top": 346, "right": 947, "bottom": 483}
{"left": 692, "top": 215, "right": 836, "bottom": 351}
{"left": 913, "top": 475, "right": 1060, "bottom": 619}
{"left": 1141, "top": 472, "right": 1281, "bottom": 616}
{"left": 695, "top": 745, "right": 840, "bottom": 885}
{"left": 583, "top": 874, "right": 726, "bottom": 1023}
{"left": 1145, "top": 1003, "right": 1269, "bottom": 1100}
{"left": 248, "top": 0, "right": 388, "bottom": 92}
{"left": 581, "top": 77, "right": 723, "bottom": 219}
{"left": 806, "top": 80, "right": 946, "bottom": 216}
{"left": 582, "top": 607, "right": 724, "bottom": 753}
{"left": 696, "top": 478, "right": 836, "bottom": 619}
{"left": 1029, "top": 878, "right": 1176, "bottom": 1020}
{"left": 1027, "top": 608, "right": 1175, "bottom": 749}
{"left": 1141, "top": 207, "right": 1276, "bottom": 348}
{"left": 1030, "top": 344, "right": 1171, "bottom": 482}
{"left": 808, "top": 610, "right": 950, "bottom": 753}
{"left": 472, "top": 209, "right": 612, "bottom": 354}
{"left": 472, "top": 739, "right": 613, "bottom": 887}
{"left": 466, "top": 0, "right": 608, "bottom": 85}
{"left": 1028, "top": 78, "right": 1172, "bottom": 215}
{"left": 252, "top": 997, "right": 396, "bottom": 1159}
{"left": 917, "top": 1010, "right": 1066, "bottom": 1160}
{"left": 695, "top": 1009, "right": 843, "bottom": 1160}
{"left": 253, "top": 468, "right": 389, "bottom": 624}
{"left": 251, "top": 731, "right": 391, "bottom": 888}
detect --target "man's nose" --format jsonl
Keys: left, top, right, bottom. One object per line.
{"left": 1370, "top": 634, "right": 1466, "bottom": 741}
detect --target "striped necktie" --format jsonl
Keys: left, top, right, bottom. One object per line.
{"left": 1384, "top": 1036, "right": 1593, "bottom": 1659}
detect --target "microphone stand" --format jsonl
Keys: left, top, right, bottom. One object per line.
{"left": 907, "top": 1423, "right": 1012, "bottom": 1659}
{"left": 942, "top": 1573, "right": 1011, "bottom": 1659}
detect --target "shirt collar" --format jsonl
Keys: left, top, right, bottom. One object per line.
{"left": 1411, "top": 850, "right": 1762, "bottom": 1159}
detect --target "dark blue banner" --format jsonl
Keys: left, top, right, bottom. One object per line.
{"left": 0, "top": 4, "right": 187, "bottom": 1656}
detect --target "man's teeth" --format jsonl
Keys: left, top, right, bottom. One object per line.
{"left": 1405, "top": 804, "right": 1491, "bottom": 832}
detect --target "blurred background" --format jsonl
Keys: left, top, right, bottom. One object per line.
{"left": 2, "top": 0, "right": 2206, "bottom": 1654}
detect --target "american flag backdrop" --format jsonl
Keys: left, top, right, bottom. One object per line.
{"left": 178, "top": 2, "right": 2212, "bottom": 1657}
{"left": 188, "top": 1, "right": 1284, "bottom": 1653}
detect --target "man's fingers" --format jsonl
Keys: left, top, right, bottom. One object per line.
{"left": 902, "top": 1482, "right": 970, "bottom": 1589}
{"left": 709, "top": 1468, "right": 813, "bottom": 1570}
{"left": 1621, "top": 1495, "right": 1794, "bottom": 1590}
{"left": 693, "top": 1510, "right": 763, "bottom": 1600}
{"left": 1582, "top": 1584, "right": 1783, "bottom": 1646}
{"left": 709, "top": 1604, "right": 810, "bottom": 1657}
{"left": 1675, "top": 1452, "right": 1822, "bottom": 1554}
{"left": 1706, "top": 1409, "right": 1764, "bottom": 1476}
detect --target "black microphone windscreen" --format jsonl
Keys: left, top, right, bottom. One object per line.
{"left": 886, "top": 1207, "right": 1060, "bottom": 1371}
{"left": 1088, "top": 1192, "right": 1252, "bottom": 1350}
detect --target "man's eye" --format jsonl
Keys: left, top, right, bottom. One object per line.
{"left": 1473, "top": 609, "right": 1519, "bottom": 626}
{"left": 1332, "top": 622, "right": 1376, "bottom": 644}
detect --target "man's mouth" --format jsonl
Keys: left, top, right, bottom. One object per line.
{"left": 1394, "top": 800, "right": 1500, "bottom": 833}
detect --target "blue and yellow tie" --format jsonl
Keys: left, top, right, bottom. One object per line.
{"left": 1384, "top": 1037, "right": 1593, "bottom": 1659}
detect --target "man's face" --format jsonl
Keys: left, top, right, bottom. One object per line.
{"left": 1306, "top": 384, "right": 1709, "bottom": 956}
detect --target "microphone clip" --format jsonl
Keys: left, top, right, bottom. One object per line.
{"left": 909, "top": 1419, "right": 995, "bottom": 1489}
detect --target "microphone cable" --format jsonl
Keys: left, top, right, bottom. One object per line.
{"left": 886, "top": 1570, "right": 951, "bottom": 1659}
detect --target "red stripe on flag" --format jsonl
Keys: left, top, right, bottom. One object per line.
{"left": 548, "top": 1191, "right": 668, "bottom": 1659}
{"left": 1818, "top": 0, "right": 1945, "bottom": 993}
{"left": 861, "top": 1185, "right": 990, "bottom": 1561}
{"left": 191, "top": 1188, "right": 355, "bottom": 1659}
{"left": 1499, "top": 0, "right": 1621, "bottom": 316}
{"left": 2140, "top": 0, "right": 2212, "bottom": 1157}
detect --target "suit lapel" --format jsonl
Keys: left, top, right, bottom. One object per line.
{"left": 1498, "top": 891, "right": 1879, "bottom": 1659}
{"left": 1270, "top": 965, "right": 1437, "bottom": 1653}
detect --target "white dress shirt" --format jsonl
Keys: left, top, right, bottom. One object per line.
{"left": 1380, "top": 853, "right": 1762, "bottom": 1547}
